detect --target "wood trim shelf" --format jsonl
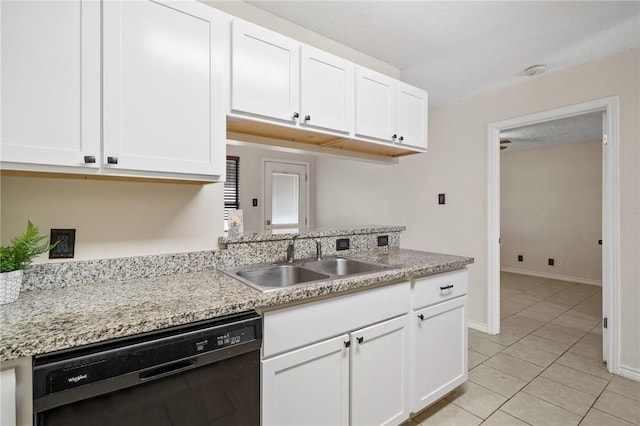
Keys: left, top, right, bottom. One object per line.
{"left": 227, "top": 115, "right": 424, "bottom": 161}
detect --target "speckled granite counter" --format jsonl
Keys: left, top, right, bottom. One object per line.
{"left": 218, "top": 225, "right": 406, "bottom": 246}
{"left": 0, "top": 249, "right": 473, "bottom": 362}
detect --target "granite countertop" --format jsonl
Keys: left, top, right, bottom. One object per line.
{"left": 218, "top": 225, "right": 406, "bottom": 246}
{"left": 0, "top": 249, "right": 473, "bottom": 362}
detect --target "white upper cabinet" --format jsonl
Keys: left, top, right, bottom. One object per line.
{"left": 0, "top": 0, "right": 100, "bottom": 169}
{"left": 1, "top": 0, "right": 226, "bottom": 181}
{"left": 230, "top": 20, "right": 355, "bottom": 135}
{"left": 355, "top": 67, "right": 428, "bottom": 150}
{"left": 103, "top": 0, "right": 227, "bottom": 178}
{"left": 396, "top": 82, "right": 428, "bottom": 149}
{"left": 354, "top": 68, "right": 396, "bottom": 142}
{"left": 300, "top": 46, "right": 354, "bottom": 133}
{"left": 231, "top": 20, "right": 300, "bottom": 123}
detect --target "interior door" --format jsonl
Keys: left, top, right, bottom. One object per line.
{"left": 264, "top": 161, "right": 308, "bottom": 233}
{"left": 601, "top": 110, "right": 608, "bottom": 364}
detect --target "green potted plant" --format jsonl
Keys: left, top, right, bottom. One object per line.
{"left": 0, "top": 221, "right": 57, "bottom": 304}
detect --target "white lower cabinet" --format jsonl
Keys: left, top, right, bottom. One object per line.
{"left": 262, "top": 335, "right": 349, "bottom": 426}
{"left": 351, "top": 315, "right": 410, "bottom": 426}
{"left": 410, "top": 270, "right": 468, "bottom": 414}
{"left": 262, "top": 282, "right": 411, "bottom": 426}
{"left": 261, "top": 270, "right": 468, "bottom": 426}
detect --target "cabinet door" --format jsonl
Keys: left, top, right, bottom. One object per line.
{"left": 411, "top": 296, "right": 468, "bottom": 413}
{"left": 262, "top": 335, "right": 349, "bottom": 426}
{"left": 0, "top": 0, "right": 100, "bottom": 169}
{"left": 231, "top": 20, "right": 300, "bottom": 123}
{"left": 354, "top": 67, "right": 395, "bottom": 142}
{"left": 103, "top": 0, "right": 226, "bottom": 178}
{"left": 351, "top": 315, "right": 410, "bottom": 426}
{"left": 300, "top": 46, "right": 353, "bottom": 133}
{"left": 396, "top": 82, "right": 428, "bottom": 150}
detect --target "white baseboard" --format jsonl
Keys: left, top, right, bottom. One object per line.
{"left": 619, "top": 365, "right": 640, "bottom": 382}
{"left": 468, "top": 320, "right": 488, "bottom": 333}
{"left": 500, "top": 267, "right": 602, "bottom": 286}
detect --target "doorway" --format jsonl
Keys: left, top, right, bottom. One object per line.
{"left": 486, "top": 96, "right": 620, "bottom": 374}
{"left": 263, "top": 160, "right": 309, "bottom": 233}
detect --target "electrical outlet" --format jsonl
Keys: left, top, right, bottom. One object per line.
{"left": 548, "top": 258, "right": 555, "bottom": 266}
{"left": 438, "top": 193, "right": 446, "bottom": 205}
{"left": 336, "top": 238, "right": 350, "bottom": 251}
{"left": 377, "top": 235, "right": 389, "bottom": 247}
{"left": 518, "top": 255, "right": 523, "bottom": 262}
{"left": 49, "top": 229, "right": 76, "bottom": 259}
{"left": 557, "top": 259, "right": 562, "bottom": 267}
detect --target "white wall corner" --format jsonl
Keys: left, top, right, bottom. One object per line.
{"left": 618, "top": 365, "right": 640, "bottom": 382}
{"left": 468, "top": 320, "right": 488, "bottom": 334}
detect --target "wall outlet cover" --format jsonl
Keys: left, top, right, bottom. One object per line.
{"left": 377, "top": 235, "right": 389, "bottom": 247}
{"left": 336, "top": 238, "right": 350, "bottom": 251}
{"left": 49, "top": 229, "right": 76, "bottom": 259}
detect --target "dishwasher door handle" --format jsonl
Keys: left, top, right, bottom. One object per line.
{"left": 139, "top": 359, "right": 196, "bottom": 382}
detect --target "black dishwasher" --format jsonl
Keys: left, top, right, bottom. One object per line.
{"left": 33, "top": 311, "right": 261, "bottom": 426}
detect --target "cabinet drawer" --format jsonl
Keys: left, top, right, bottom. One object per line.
{"left": 263, "top": 282, "right": 410, "bottom": 358}
{"left": 412, "top": 269, "right": 468, "bottom": 309}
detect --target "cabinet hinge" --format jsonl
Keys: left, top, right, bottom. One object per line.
{"left": 603, "top": 317, "right": 608, "bottom": 329}
{"left": 603, "top": 134, "right": 608, "bottom": 145}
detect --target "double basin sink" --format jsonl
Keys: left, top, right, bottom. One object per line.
{"left": 223, "top": 256, "right": 396, "bottom": 292}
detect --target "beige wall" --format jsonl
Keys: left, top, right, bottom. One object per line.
{"left": 227, "top": 143, "right": 315, "bottom": 234}
{"left": 500, "top": 141, "right": 602, "bottom": 284}
{"left": 0, "top": 175, "right": 224, "bottom": 260}
{"left": 314, "top": 48, "right": 639, "bottom": 372}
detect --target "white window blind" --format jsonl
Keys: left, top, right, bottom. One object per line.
{"left": 224, "top": 156, "right": 239, "bottom": 229}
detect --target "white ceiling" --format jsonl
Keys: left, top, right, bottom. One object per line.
{"left": 246, "top": 1, "right": 640, "bottom": 106}
{"left": 500, "top": 111, "right": 603, "bottom": 151}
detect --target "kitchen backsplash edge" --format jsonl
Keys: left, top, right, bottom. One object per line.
{"left": 22, "top": 227, "right": 403, "bottom": 291}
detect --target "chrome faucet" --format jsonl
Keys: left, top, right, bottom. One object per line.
{"left": 316, "top": 241, "right": 322, "bottom": 261}
{"left": 286, "top": 235, "right": 299, "bottom": 263}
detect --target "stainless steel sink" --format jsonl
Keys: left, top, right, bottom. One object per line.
{"left": 223, "top": 256, "right": 395, "bottom": 293}
{"left": 302, "top": 257, "right": 392, "bottom": 276}
{"left": 236, "top": 265, "right": 330, "bottom": 290}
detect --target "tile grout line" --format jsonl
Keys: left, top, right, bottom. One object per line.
{"left": 474, "top": 275, "right": 609, "bottom": 425}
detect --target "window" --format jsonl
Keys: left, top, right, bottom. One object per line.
{"left": 224, "top": 156, "right": 239, "bottom": 231}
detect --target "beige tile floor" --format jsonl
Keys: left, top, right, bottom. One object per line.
{"left": 405, "top": 272, "right": 640, "bottom": 426}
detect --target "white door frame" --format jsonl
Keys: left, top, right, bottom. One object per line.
{"left": 486, "top": 96, "right": 620, "bottom": 374}
{"left": 261, "top": 158, "right": 311, "bottom": 232}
